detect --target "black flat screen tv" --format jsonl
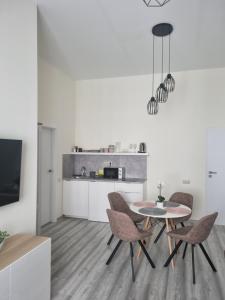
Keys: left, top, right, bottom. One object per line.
{"left": 0, "top": 139, "right": 22, "bottom": 207}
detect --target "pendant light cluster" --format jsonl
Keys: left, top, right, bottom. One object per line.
{"left": 142, "top": 0, "right": 171, "bottom": 7}
{"left": 147, "top": 23, "right": 175, "bottom": 115}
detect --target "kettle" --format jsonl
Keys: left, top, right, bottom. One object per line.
{"left": 80, "top": 166, "right": 87, "bottom": 177}
{"left": 139, "top": 143, "right": 146, "bottom": 153}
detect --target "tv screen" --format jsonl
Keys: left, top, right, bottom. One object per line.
{"left": 0, "top": 139, "right": 22, "bottom": 207}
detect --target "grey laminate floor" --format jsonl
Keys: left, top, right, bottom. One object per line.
{"left": 41, "top": 217, "right": 225, "bottom": 300}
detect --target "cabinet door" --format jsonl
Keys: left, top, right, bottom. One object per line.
{"left": 63, "top": 180, "right": 89, "bottom": 218}
{"left": 114, "top": 182, "right": 143, "bottom": 203}
{"left": 11, "top": 240, "right": 51, "bottom": 300}
{"left": 0, "top": 266, "right": 10, "bottom": 300}
{"left": 89, "top": 181, "right": 114, "bottom": 222}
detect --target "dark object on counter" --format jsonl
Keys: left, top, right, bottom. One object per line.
{"left": 90, "top": 171, "right": 96, "bottom": 178}
{"left": 139, "top": 143, "right": 146, "bottom": 153}
{"left": 80, "top": 166, "right": 87, "bottom": 177}
{"left": 104, "top": 167, "right": 125, "bottom": 180}
{"left": 78, "top": 148, "right": 83, "bottom": 152}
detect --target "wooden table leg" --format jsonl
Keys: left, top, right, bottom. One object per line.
{"left": 169, "top": 219, "right": 178, "bottom": 257}
{"left": 166, "top": 218, "right": 175, "bottom": 269}
{"left": 136, "top": 217, "right": 150, "bottom": 258}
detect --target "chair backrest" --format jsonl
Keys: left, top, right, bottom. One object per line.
{"left": 187, "top": 212, "right": 218, "bottom": 244}
{"left": 169, "top": 192, "right": 193, "bottom": 209}
{"left": 106, "top": 209, "right": 140, "bottom": 242}
{"left": 108, "top": 192, "right": 130, "bottom": 214}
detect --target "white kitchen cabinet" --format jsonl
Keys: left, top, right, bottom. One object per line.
{"left": 63, "top": 180, "right": 89, "bottom": 218}
{"left": 88, "top": 181, "right": 115, "bottom": 222}
{"left": 115, "top": 182, "right": 144, "bottom": 203}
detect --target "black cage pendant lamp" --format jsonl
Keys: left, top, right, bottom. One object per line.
{"left": 142, "top": 0, "right": 171, "bottom": 7}
{"left": 155, "top": 36, "right": 168, "bottom": 103}
{"left": 153, "top": 23, "right": 173, "bottom": 103}
{"left": 147, "top": 35, "right": 158, "bottom": 115}
{"left": 164, "top": 34, "right": 175, "bottom": 92}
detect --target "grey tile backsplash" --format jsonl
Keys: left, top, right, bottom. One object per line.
{"left": 63, "top": 154, "right": 147, "bottom": 179}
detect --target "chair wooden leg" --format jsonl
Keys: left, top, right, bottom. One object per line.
{"left": 130, "top": 242, "right": 135, "bottom": 282}
{"left": 199, "top": 243, "right": 217, "bottom": 272}
{"left": 154, "top": 224, "right": 166, "bottom": 244}
{"left": 106, "top": 240, "right": 122, "bottom": 265}
{"left": 183, "top": 242, "right": 188, "bottom": 259}
{"left": 138, "top": 240, "right": 155, "bottom": 268}
{"left": 192, "top": 245, "right": 196, "bottom": 284}
{"left": 107, "top": 234, "right": 114, "bottom": 246}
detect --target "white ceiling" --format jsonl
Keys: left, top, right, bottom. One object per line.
{"left": 37, "top": 0, "right": 225, "bottom": 80}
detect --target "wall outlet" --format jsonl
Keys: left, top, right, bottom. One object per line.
{"left": 182, "top": 179, "right": 190, "bottom": 184}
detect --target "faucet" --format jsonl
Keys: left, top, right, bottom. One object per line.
{"left": 80, "top": 166, "right": 87, "bottom": 177}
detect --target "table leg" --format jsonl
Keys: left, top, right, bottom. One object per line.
{"left": 169, "top": 219, "right": 178, "bottom": 256}
{"left": 166, "top": 218, "right": 175, "bottom": 269}
{"left": 136, "top": 217, "right": 151, "bottom": 258}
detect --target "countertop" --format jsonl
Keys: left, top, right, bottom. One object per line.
{"left": 63, "top": 176, "right": 146, "bottom": 183}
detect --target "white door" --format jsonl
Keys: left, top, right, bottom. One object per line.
{"left": 89, "top": 181, "right": 114, "bottom": 222}
{"left": 207, "top": 128, "right": 225, "bottom": 225}
{"left": 38, "top": 127, "right": 54, "bottom": 227}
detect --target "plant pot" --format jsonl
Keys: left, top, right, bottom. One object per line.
{"left": 156, "top": 202, "right": 164, "bottom": 209}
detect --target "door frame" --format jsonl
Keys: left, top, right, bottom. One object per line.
{"left": 206, "top": 127, "right": 225, "bottom": 225}
{"left": 37, "top": 125, "right": 57, "bottom": 234}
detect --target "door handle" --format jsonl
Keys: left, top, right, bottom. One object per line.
{"left": 208, "top": 171, "right": 217, "bottom": 175}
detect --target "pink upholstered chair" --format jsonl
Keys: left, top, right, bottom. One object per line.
{"left": 164, "top": 212, "right": 218, "bottom": 284}
{"left": 107, "top": 192, "right": 146, "bottom": 246}
{"left": 106, "top": 209, "right": 155, "bottom": 282}
{"left": 154, "top": 192, "right": 193, "bottom": 244}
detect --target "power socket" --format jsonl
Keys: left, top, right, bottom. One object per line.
{"left": 182, "top": 179, "right": 190, "bottom": 184}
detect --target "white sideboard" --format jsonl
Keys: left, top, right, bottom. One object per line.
{"left": 63, "top": 179, "right": 145, "bottom": 222}
{"left": 0, "top": 234, "right": 51, "bottom": 300}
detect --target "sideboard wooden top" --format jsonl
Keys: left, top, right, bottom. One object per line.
{"left": 0, "top": 234, "right": 50, "bottom": 271}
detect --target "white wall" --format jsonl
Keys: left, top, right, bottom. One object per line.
{"left": 38, "top": 58, "right": 75, "bottom": 218}
{"left": 0, "top": 0, "right": 37, "bottom": 233}
{"left": 74, "top": 68, "right": 225, "bottom": 219}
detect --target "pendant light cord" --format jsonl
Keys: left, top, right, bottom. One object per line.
{"left": 169, "top": 34, "right": 171, "bottom": 73}
{"left": 152, "top": 35, "right": 155, "bottom": 96}
{"left": 161, "top": 36, "right": 164, "bottom": 82}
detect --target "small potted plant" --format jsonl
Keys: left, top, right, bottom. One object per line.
{"left": 156, "top": 182, "right": 165, "bottom": 208}
{"left": 0, "top": 230, "right": 9, "bottom": 250}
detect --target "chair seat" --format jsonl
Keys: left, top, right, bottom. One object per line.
{"left": 167, "top": 225, "right": 194, "bottom": 243}
{"left": 172, "top": 214, "right": 192, "bottom": 225}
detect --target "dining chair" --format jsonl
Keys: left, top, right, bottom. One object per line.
{"left": 154, "top": 192, "right": 193, "bottom": 244}
{"left": 107, "top": 192, "right": 146, "bottom": 246}
{"left": 164, "top": 212, "right": 218, "bottom": 284}
{"left": 106, "top": 209, "right": 155, "bottom": 282}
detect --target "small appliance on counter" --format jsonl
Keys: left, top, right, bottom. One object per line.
{"left": 139, "top": 142, "right": 146, "bottom": 153}
{"left": 90, "top": 171, "right": 96, "bottom": 178}
{"left": 104, "top": 167, "right": 125, "bottom": 180}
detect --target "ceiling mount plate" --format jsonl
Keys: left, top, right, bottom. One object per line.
{"left": 152, "top": 23, "right": 173, "bottom": 37}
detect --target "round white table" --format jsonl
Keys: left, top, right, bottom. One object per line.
{"left": 130, "top": 201, "right": 192, "bottom": 268}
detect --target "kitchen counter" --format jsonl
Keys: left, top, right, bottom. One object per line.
{"left": 63, "top": 176, "right": 146, "bottom": 183}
